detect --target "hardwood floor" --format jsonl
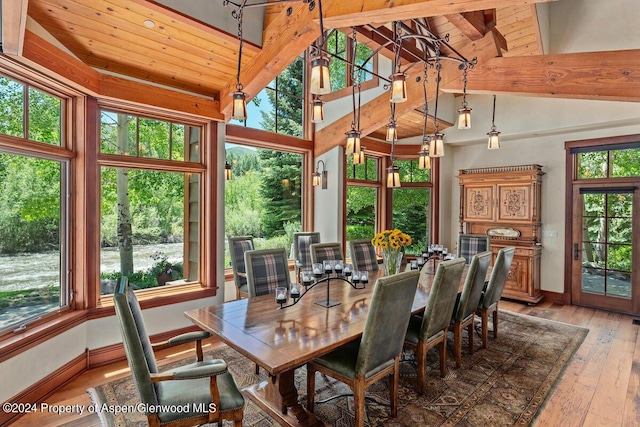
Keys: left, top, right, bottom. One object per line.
{"left": 9, "top": 300, "right": 640, "bottom": 426}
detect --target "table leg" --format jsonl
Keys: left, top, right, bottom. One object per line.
{"left": 244, "top": 369, "right": 324, "bottom": 427}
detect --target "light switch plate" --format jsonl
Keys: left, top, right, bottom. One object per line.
{"left": 542, "top": 230, "right": 558, "bottom": 238}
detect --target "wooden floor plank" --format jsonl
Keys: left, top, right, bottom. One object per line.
{"left": 622, "top": 332, "right": 640, "bottom": 427}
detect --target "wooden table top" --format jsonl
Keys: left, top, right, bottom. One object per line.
{"left": 185, "top": 262, "right": 477, "bottom": 376}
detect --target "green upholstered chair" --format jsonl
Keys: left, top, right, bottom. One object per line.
{"left": 404, "top": 257, "right": 465, "bottom": 393}
{"left": 457, "top": 233, "right": 490, "bottom": 264}
{"left": 348, "top": 239, "right": 379, "bottom": 272}
{"left": 306, "top": 270, "right": 419, "bottom": 427}
{"left": 244, "top": 247, "right": 290, "bottom": 298}
{"left": 228, "top": 235, "right": 254, "bottom": 300}
{"left": 113, "top": 278, "right": 244, "bottom": 427}
{"left": 310, "top": 242, "right": 344, "bottom": 264}
{"left": 450, "top": 251, "right": 492, "bottom": 368}
{"left": 477, "top": 246, "right": 516, "bottom": 349}
{"left": 292, "top": 232, "right": 321, "bottom": 281}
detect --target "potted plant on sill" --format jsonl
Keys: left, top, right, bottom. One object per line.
{"left": 149, "top": 251, "right": 181, "bottom": 286}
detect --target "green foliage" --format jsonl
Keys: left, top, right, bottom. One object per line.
{"left": 392, "top": 188, "right": 430, "bottom": 254}
{"left": 0, "top": 75, "right": 25, "bottom": 138}
{"left": 259, "top": 57, "right": 304, "bottom": 137}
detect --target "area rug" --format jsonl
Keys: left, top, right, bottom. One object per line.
{"left": 88, "top": 311, "right": 588, "bottom": 426}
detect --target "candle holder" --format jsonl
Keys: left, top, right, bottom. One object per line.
{"left": 276, "top": 261, "right": 365, "bottom": 310}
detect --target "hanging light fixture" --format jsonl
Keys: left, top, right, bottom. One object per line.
{"left": 457, "top": 62, "right": 473, "bottom": 129}
{"left": 487, "top": 95, "right": 501, "bottom": 149}
{"left": 231, "top": 3, "right": 248, "bottom": 121}
{"left": 386, "top": 162, "right": 401, "bottom": 187}
{"left": 309, "top": 0, "right": 331, "bottom": 95}
{"left": 345, "top": 26, "right": 362, "bottom": 156}
{"left": 429, "top": 55, "right": 445, "bottom": 158}
{"left": 310, "top": 97, "right": 325, "bottom": 123}
{"left": 389, "top": 22, "right": 407, "bottom": 103}
{"left": 312, "top": 160, "right": 328, "bottom": 189}
{"left": 418, "top": 63, "right": 431, "bottom": 170}
{"left": 353, "top": 146, "right": 366, "bottom": 165}
{"left": 386, "top": 104, "right": 398, "bottom": 142}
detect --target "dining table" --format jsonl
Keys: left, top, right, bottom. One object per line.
{"left": 184, "top": 260, "right": 485, "bottom": 427}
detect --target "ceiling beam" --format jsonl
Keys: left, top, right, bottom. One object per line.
{"left": 442, "top": 49, "right": 640, "bottom": 102}
{"left": 322, "top": 0, "right": 558, "bottom": 29}
{"left": 219, "top": 3, "right": 320, "bottom": 118}
{"left": 444, "top": 10, "right": 496, "bottom": 41}
{"left": 314, "top": 29, "right": 503, "bottom": 155}
{"left": 1, "top": 0, "right": 28, "bottom": 55}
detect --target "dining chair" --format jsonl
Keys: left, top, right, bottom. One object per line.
{"left": 306, "top": 270, "right": 419, "bottom": 427}
{"left": 244, "top": 247, "right": 290, "bottom": 297}
{"left": 310, "top": 242, "right": 344, "bottom": 264}
{"left": 348, "top": 238, "right": 379, "bottom": 272}
{"left": 477, "top": 246, "right": 516, "bottom": 348}
{"left": 457, "top": 233, "right": 491, "bottom": 264}
{"left": 292, "top": 232, "right": 321, "bottom": 281}
{"left": 113, "top": 278, "right": 244, "bottom": 427}
{"left": 404, "top": 257, "right": 465, "bottom": 393}
{"left": 450, "top": 251, "right": 492, "bottom": 367}
{"left": 228, "top": 235, "right": 254, "bottom": 300}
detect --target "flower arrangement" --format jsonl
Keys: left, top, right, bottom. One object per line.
{"left": 371, "top": 229, "right": 412, "bottom": 275}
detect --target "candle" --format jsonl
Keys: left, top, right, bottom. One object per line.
{"left": 275, "top": 287, "right": 287, "bottom": 303}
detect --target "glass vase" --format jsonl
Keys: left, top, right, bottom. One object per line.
{"left": 383, "top": 250, "right": 403, "bottom": 276}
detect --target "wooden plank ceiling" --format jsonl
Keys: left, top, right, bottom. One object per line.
{"left": 20, "top": 0, "right": 639, "bottom": 147}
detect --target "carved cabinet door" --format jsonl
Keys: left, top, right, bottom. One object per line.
{"left": 463, "top": 185, "right": 494, "bottom": 221}
{"left": 497, "top": 184, "right": 532, "bottom": 222}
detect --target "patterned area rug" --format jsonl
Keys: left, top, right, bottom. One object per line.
{"left": 88, "top": 311, "right": 587, "bottom": 426}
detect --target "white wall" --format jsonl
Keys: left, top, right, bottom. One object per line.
{"left": 313, "top": 147, "right": 344, "bottom": 243}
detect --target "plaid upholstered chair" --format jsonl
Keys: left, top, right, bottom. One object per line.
{"left": 244, "top": 248, "right": 290, "bottom": 298}
{"left": 293, "top": 232, "right": 321, "bottom": 281}
{"left": 310, "top": 242, "right": 344, "bottom": 265}
{"left": 228, "top": 236, "right": 254, "bottom": 300}
{"left": 457, "top": 233, "right": 490, "bottom": 263}
{"left": 348, "top": 239, "right": 379, "bottom": 272}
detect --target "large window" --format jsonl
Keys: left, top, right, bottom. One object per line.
{"left": 0, "top": 75, "right": 68, "bottom": 332}
{"left": 99, "top": 109, "right": 202, "bottom": 294}
{"left": 224, "top": 142, "right": 303, "bottom": 265}
{"left": 391, "top": 160, "right": 432, "bottom": 254}
{"left": 230, "top": 56, "right": 304, "bottom": 137}
{"left": 326, "top": 30, "right": 375, "bottom": 94}
{"left": 346, "top": 155, "right": 380, "bottom": 245}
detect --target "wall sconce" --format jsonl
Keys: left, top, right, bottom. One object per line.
{"left": 312, "top": 160, "right": 328, "bottom": 189}
{"left": 225, "top": 159, "right": 233, "bottom": 180}
{"left": 487, "top": 95, "right": 501, "bottom": 150}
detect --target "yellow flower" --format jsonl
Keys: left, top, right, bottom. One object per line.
{"left": 371, "top": 228, "right": 412, "bottom": 250}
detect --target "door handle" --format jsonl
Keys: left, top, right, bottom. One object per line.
{"left": 574, "top": 243, "right": 579, "bottom": 260}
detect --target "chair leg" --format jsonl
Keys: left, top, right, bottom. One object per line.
{"left": 353, "top": 376, "right": 366, "bottom": 427}
{"left": 492, "top": 304, "right": 499, "bottom": 338}
{"left": 439, "top": 331, "right": 448, "bottom": 377}
{"left": 481, "top": 309, "right": 489, "bottom": 349}
{"left": 415, "top": 342, "right": 427, "bottom": 395}
{"left": 454, "top": 322, "right": 462, "bottom": 368}
{"left": 306, "top": 367, "right": 316, "bottom": 412}
{"left": 467, "top": 320, "right": 475, "bottom": 355}
{"left": 389, "top": 357, "right": 399, "bottom": 417}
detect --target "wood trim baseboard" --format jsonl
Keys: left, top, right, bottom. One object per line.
{"left": 542, "top": 290, "right": 568, "bottom": 305}
{"left": 0, "top": 352, "right": 87, "bottom": 426}
{"left": 87, "top": 325, "right": 205, "bottom": 368}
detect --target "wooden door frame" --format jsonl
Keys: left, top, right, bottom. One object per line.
{"left": 564, "top": 134, "right": 640, "bottom": 313}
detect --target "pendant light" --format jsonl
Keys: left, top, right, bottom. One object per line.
{"left": 487, "top": 95, "right": 501, "bottom": 149}
{"left": 418, "top": 63, "right": 431, "bottom": 170}
{"left": 457, "top": 62, "right": 472, "bottom": 129}
{"left": 429, "top": 56, "right": 445, "bottom": 158}
{"left": 310, "top": 98, "right": 324, "bottom": 123}
{"left": 309, "top": 0, "right": 331, "bottom": 95}
{"left": 231, "top": 4, "right": 248, "bottom": 121}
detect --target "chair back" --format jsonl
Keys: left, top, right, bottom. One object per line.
{"left": 244, "top": 248, "right": 290, "bottom": 297}
{"left": 452, "top": 251, "right": 492, "bottom": 322}
{"left": 310, "top": 242, "right": 344, "bottom": 264}
{"left": 228, "top": 236, "right": 254, "bottom": 289}
{"left": 348, "top": 239, "right": 379, "bottom": 272}
{"left": 113, "top": 277, "right": 159, "bottom": 407}
{"left": 480, "top": 247, "right": 515, "bottom": 309}
{"left": 419, "top": 258, "right": 466, "bottom": 341}
{"left": 293, "top": 232, "right": 321, "bottom": 271}
{"left": 457, "top": 234, "right": 490, "bottom": 264}
{"left": 356, "top": 270, "right": 419, "bottom": 375}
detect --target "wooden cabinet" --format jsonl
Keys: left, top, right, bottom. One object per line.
{"left": 458, "top": 165, "right": 544, "bottom": 303}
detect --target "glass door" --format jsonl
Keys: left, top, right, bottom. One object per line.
{"left": 571, "top": 187, "right": 637, "bottom": 313}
